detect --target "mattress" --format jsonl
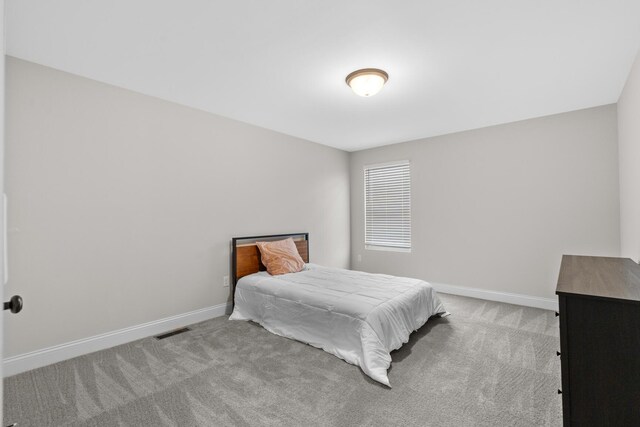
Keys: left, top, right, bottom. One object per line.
{"left": 229, "top": 264, "right": 446, "bottom": 386}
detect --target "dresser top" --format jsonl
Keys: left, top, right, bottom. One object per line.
{"left": 557, "top": 255, "right": 640, "bottom": 303}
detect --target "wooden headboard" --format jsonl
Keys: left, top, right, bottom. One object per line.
{"left": 231, "top": 233, "right": 309, "bottom": 303}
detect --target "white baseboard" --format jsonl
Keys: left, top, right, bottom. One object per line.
{"left": 3, "top": 302, "right": 232, "bottom": 377}
{"left": 431, "top": 282, "right": 558, "bottom": 311}
{"left": 3, "top": 284, "right": 556, "bottom": 376}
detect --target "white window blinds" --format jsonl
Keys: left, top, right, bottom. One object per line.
{"left": 364, "top": 161, "right": 411, "bottom": 251}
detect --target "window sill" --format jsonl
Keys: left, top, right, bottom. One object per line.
{"left": 365, "top": 245, "right": 411, "bottom": 253}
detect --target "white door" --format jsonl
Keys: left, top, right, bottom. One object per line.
{"left": 1, "top": 0, "right": 6, "bottom": 423}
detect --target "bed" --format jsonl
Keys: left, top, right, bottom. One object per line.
{"left": 228, "top": 233, "right": 446, "bottom": 386}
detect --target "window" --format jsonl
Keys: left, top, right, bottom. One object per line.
{"left": 364, "top": 161, "right": 411, "bottom": 252}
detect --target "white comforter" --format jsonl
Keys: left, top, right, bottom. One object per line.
{"left": 229, "top": 264, "right": 446, "bottom": 386}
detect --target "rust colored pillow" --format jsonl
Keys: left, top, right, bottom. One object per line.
{"left": 256, "top": 238, "right": 305, "bottom": 276}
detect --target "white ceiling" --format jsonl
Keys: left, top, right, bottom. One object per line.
{"left": 7, "top": 1, "right": 640, "bottom": 151}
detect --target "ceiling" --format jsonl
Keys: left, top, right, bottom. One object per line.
{"left": 7, "top": 1, "right": 640, "bottom": 151}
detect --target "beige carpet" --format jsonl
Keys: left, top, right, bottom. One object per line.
{"left": 4, "top": 293, "right": 562, "bottom": 426}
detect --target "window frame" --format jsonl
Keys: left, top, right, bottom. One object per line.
{"left": 363, "top": 160, "right": 412, "bottom": 253}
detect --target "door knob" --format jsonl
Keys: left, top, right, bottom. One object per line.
{"left": 4, "top": 295, "right": 23, "bottom": 314}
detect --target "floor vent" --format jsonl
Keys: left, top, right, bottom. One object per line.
{"left": 155, "top": 327, "right": 191, "bottom": 340}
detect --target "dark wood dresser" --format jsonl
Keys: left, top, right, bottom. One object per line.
{"left": 556, "top": 255, "right": 640, "bottom": 426}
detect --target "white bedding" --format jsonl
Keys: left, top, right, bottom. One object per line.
{"left": 229, "top": 264, "right": 446, "bottom": 386}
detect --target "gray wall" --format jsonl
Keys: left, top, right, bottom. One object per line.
{"left": 4, "top": 57, "right": 350, "bottom": 357}
{"left": 618, "top": 51, "right": 640, "bottom": 263}
{"left": 350, "top": 105, "right": 620, "bottom": 300}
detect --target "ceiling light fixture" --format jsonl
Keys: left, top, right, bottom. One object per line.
{"left": 346, "top": 68, "right": 389, "bottom": 97}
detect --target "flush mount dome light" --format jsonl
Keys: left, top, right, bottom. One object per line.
{"left": 345, "top": 68, "right": 389, "bottom": 97}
